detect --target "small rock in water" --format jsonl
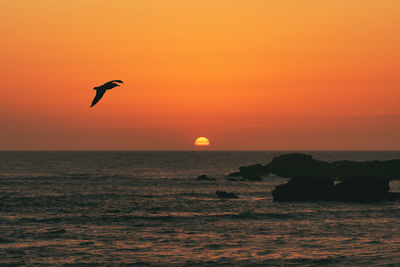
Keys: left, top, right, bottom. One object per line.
{"left": 215, "top": 190, "right": 239, "bottom": 199}
{"left": 197, "top": 174, "right": 216, "bottom": 180}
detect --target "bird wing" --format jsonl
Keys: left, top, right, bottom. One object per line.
{"left": 90, "top": 89, "right": 106, "bottom": 107}
{"left": 101, "top": 82, "right": 120, "bottom": 90}
{"left": 109, "top": 80, "right": 123, "bottom": 83}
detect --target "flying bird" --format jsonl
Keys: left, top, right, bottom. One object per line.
{"left": 90, "top": 80, "right": 123, "bottom": 107}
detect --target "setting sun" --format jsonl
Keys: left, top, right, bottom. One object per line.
{"left": 195, "top": 137, "right": 210, "bottom": 147}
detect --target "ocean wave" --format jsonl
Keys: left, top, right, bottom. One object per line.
{"left": 212, "top": 212, "right": 293, "bottom": 220}
{"left": 4, "top": 211, "right": 296, "bottom": 226}
{"left": 0, "top": 237, "right": 14, "bottom": 243}
{"left": 134, "top": 192, "right": 217, "bottom": 199}
{"left": 1, "top": 193, "right": 123, "bottom": 203}
{"left": 39, "top": 229, "right": 68, "bottom": 240}
{"left": 0, "top": 173, "right": 133, "bottom": 180}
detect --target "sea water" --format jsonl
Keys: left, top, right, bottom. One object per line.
{"left": 0, "top": 151, "right": 399, "bottom": 266}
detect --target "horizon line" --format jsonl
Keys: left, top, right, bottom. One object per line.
{"left": 1, "top": 149, "right": 400, "bottom": 152}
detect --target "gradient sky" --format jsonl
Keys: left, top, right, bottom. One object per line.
{"left": 1, "top": 0, "right": 400, "bottom": 150}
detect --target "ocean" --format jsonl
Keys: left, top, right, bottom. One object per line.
{"left": 0, "top": 151, "right": 399, "bottom": 266}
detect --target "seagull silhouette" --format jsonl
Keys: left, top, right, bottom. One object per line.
{"left": 90, "top": 80, "right": 123, "bottom": 107}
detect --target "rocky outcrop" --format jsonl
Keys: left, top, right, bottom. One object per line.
{"left": 228, "top": 153, "right": 400, "bottom": 202}
{"left": 329, "top": 159, "right": 400, "bottom": 179}
{"left": 228, "top": 153, "right": 400, "bottom": 180}
{"left": 272, "top": 177, "right": 399, "bottom": 202}
{"left": 215, "top": 190, "right": 239, "bottom": 199}
{"left": 267, "top": 154, "right": 330, "bottom": 178}
{"left": 334, "top": 178, "right": 389, "bottom": 202}
{"left": 227, "top": 164, "right": 269, "bottom": 179}
{"left": 272, "top": 177, "right": 335, "bottom": 202}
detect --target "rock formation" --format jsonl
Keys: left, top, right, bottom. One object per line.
{"left": 272, "top": 177, "right": 334, "bottom": 202}
{"left": 215, "top": 190, "right": 239, "bottom": 199}
{"left": 228, "top": 153, "right": 400, "bottom": 180}
{"left": 272, "top": 177, "right": 399, "bottom": 202}
{"left": 228, "top": 153, "right": 400, "bottom": 202}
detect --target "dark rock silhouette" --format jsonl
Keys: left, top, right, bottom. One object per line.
{"left": 197, "top": 174, "right": 216, "bottom": 180}
{"left": 228, "top": 153, "right": 400, "bottom": 179}
{"left": 90, "top": 80, "right": 123, "bottom": 107}
{"left": 272, "top": 177, "right": 398, "bottom": 202}
{"left": 216, "top": 190, "right": 239, "bottom": 199}
{"left": 267, "top": 154, "right": 329, "bottom": 178}
{"left": 238, "top": 164, "right": 269, "bottom": 178}
{"left": 329, "top": 159, "right": 400, "bottom": 179}
{"left": 386, "top": 192, "right": 400, "bottom": 201}
{"left": 272, "top": 177, "right": 334, "bottom": 202}
{"left": 226, "top": 164, "right": 268, "bottom": 181}
{"left": 228, "top": 153, "right": 400, "bottom": 202}
{"left": 334, "top": 178, "right": 389, "bottom": 202}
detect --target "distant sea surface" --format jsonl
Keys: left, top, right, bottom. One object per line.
{"left": 1, "top": 151, "right": 400, "bottom": 266}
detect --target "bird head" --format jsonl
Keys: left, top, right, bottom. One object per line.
{"left": 93, "top": 86, "right": 98, "bottom": 90}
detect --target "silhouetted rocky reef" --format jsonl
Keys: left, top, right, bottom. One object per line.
{"left": 228, "top": 153, "right": 400, "bottom": 179}
{"left": 228, "top": 153, "right": 400, "bottom": 202}
{"left": 272, "top": 177, "right": 400, "bottom": 202}
{"left": 215, "top": 190, "right": 239, "bottom": 199}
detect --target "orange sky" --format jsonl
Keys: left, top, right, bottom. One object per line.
{"left": 1, "top": 0, "right": 400, "bottom": 150}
